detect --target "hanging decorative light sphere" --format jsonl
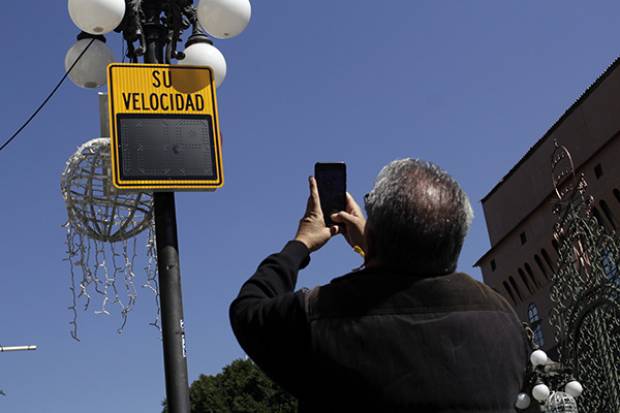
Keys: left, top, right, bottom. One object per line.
{"left": 65, "top": 35, "right": 114, "bottom": 88}
{"left": 181, "top": 32, "right": 227, "bottom": 87}
{"left": 68, "top": 0, "right": 126, "bottom": 35}
{"left": 61, "top": 138, "right": 153, "bottom": 242}
{"left": 197, "top": 0, "right": 251, "bottom": 39}
{"left": 545, "top": 391, "right": 578, "bottom": 413}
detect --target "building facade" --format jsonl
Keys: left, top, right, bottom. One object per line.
{"left": 476, "top": 58, "right": 620, "bottom": 353}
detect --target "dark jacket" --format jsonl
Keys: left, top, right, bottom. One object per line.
{"left": 230, "top": 241, "right": 527, "bottom": 412}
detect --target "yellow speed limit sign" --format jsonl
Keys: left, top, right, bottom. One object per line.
{"left": 107, "top": 63, "right": 223, "bottom": 191}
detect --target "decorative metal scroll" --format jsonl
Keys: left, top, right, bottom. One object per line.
{"left": 550, "top": 141, "right": 620, "bottom": 413}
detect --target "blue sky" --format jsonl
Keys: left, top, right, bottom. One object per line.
{"left": 1, "top": 1, "right": 620, "bottom": 412}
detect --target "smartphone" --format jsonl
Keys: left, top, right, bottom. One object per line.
{"left": 314, "top": 162, "right": 347, "bottom": 227}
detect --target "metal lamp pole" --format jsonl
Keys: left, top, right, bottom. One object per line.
{"left": 140, "top": 4, "right": 190, "bottom": 412}
{"left": 153, "top": 191, "right": 189, "bottom": 413}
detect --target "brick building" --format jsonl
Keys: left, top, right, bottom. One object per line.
{"left": 475, "top": 57, "right": 620, "bottom": 353}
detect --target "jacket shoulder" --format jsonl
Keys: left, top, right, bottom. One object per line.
{"left": 306, "top": 270, "right": 518, "bottom": 320}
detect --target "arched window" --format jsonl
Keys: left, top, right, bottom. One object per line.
{"left": 503, "top": 281, "right": 516, "bottom": 304}
{"left": 509, "top": 276, "right": 522, "bottom": 302}
{"left": 613, "top": 188, "right": 620, "bottom": 204}
{"left": 518, "top": 268, "right": 533, "bottom": 295}
{"left": 592, "top": 206, "right": 608, "bottom": 230}
{"left": 600, "top": 200, "right": 616, "bottom": 230}
{"left": 528, "top": 303, "right": 544, "bottom": 347}
{"left": 541, "top": 248, "right": 555, "bottom": 272}
{"left": 601, "top": 248, "right": 619, "bottom": 280}
{"left": 524, "top": 263, "right": 540, "bottom": 288}
{"left": 534, "top": 255, "right": 548, "bottom": 279}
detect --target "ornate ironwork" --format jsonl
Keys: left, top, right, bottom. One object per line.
{"left": 550, "top": 141, "right": 620, "bottom": 413}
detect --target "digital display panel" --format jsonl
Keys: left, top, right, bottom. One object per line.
{"left": 117, "top": 114, "right": 217, "bottom": 182}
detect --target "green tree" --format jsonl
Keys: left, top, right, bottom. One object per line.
{"left": 162, "top": 358, "right": 298, "bottom": 413}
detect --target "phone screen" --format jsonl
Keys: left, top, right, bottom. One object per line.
{"left": 314, "top": 162, "right": 346, "bottom": 226}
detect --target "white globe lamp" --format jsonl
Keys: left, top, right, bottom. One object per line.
{"left": 197, "top": 0, "right": 251, "bottom": 39}
{"left": 181, "top": 33, "right": 227, "bottom": 88}
{"left": 515, "top": 393, "right": 531, "bottom": 410}
{"left": 532, "top": 383, "right": 550, "bottom": 402}
{"left": 530, "top": 349, "right": 548, "bottom": 367}
{"left": 65, "top": 34, "right": 114, "bottom": 89}
{"left": 68, "top": 0, "right": 126, "bottom": 35}
{"left": 564, "top": 380, "right": 583, "bottom": 398}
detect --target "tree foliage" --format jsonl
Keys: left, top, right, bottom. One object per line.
{"left": 162, "top": 358, "right": 297, "bottom": 413}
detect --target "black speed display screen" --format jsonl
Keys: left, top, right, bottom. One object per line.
{"left": 117, "top": 114, "right": 217, "bottom": 181}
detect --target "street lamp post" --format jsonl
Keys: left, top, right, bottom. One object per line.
{"left": 0, "top": 345, "right": 37, "bottom": 397}
{"left": 64, "top": 1, "right": 252, "bottom": 412}
{"left": 0, "top": 345, "right": 37, "bottom": 353}
{"left": 141, "top": 7, "right": 190, "bottom": 411}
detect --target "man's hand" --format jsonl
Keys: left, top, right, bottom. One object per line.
{"left": 331, "top": 193, "right": 367, "bottom": 253}
{"left": 295, "top": 176, "right": 339, "bottom": 252}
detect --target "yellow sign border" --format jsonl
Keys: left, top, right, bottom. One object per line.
{"left": 107, "top": 63, "right": 224, "bottom": 191}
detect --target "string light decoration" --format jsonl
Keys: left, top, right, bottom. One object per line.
{"left": 61, "top": 138, "right": 160, "bottom": 340}
{"left": 546, "top": 141, "right": 620, "bottom": 412}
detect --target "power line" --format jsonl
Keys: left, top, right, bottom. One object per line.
{"left": 0, "top": 38, "right": 96, "bottom": 153}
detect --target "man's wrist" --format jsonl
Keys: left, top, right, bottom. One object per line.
{"left": 294, "top": 235, "right": 311, "bottom": 251}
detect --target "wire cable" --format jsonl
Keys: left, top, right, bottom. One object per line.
{"left": 0, "top": 38, "right": 96, "bottom": 153}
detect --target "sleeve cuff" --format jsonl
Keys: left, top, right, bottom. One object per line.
{"left": 282, "top": 240, "right": 311, "bottom": 269}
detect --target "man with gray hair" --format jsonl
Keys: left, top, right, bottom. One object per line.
{"left": 230, "top": 159, "right": 526, "bottom": 412}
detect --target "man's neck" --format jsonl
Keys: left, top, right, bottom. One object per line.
{"left": 363, "top": 257, "right": 381, "bottom": 270}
